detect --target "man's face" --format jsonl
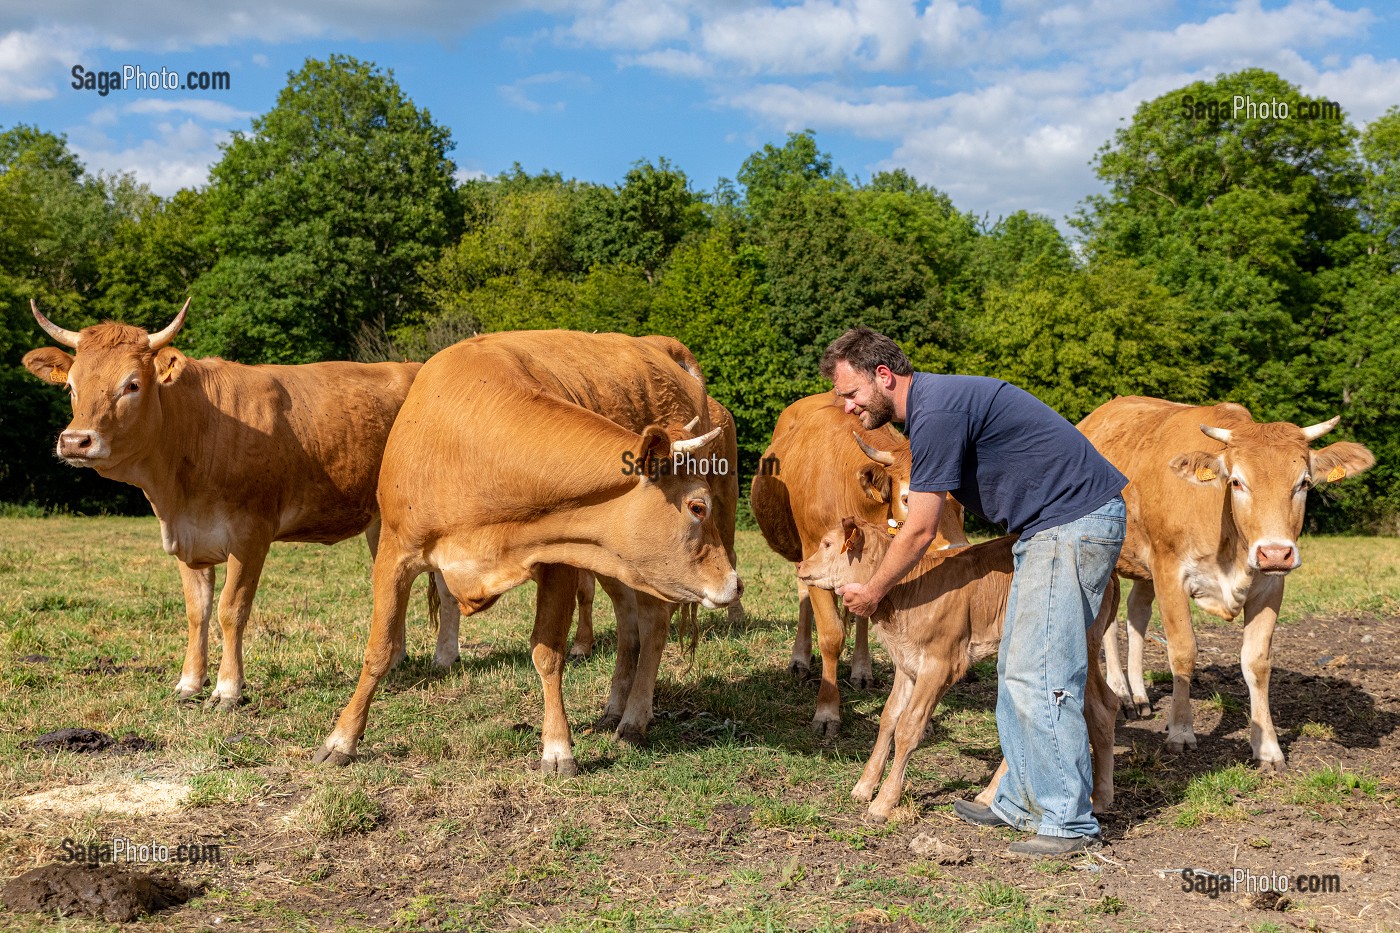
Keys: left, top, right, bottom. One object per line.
{"left": 832, "top": 360, "right": 895, "bottom": 429}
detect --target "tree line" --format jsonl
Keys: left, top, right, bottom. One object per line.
{"left": 2, "top": 57, "right": 1396, "bottom": 531}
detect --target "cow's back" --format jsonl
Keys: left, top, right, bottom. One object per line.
{"left": 378, "top": 331, "right": 708, "bottom": 539}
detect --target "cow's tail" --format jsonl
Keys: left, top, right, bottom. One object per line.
{"left": 427, "top": 572, "right": 441, "bottom": 633}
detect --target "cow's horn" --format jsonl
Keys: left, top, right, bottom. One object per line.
{"left": 31, "top": 300, "right": 81, "bottom": 349}
{"left": 852, "top": 431, "right": 896, "bottom": 466}
{"left": 683, "top": 416, "right": 700, "bottom": 433}
{"left": 1200, "top": 424, "right": 1233, "bottom": 445}
{"left": 672, "top": 426, "right": 722, "bottom": 454}
{"left": 1300, "top": 416, "right": 1340, "bottom": 442}
{"left": 147, "top": 298, "right": 190, "bottom": 350}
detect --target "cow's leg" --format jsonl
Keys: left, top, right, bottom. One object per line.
{"left": 596, "top": 576, "right": 637, "bottom": 732}
{"left": 1242, "top": 577, "right": 1286, "bottom": 773}
{"left": 868, "top": 659, "right": 954, "bottom": 824}
{"left": 315, "top": 539, "right": 419, "bottom": 765}
{"left": 790, "top": 576, "right": 813, "bottom": 678}
{"left": 175, "top": 561, "right": 215, "bottom": 700}
{"left": 973, "top": 760, "right": 1009, "bottom": 808}
{"left": 1085, "top": 576, "right": 1120, "bottom": 813}
{"left": 614, "top": 593, "right": 672, "bottom": 747}
{"left": 570, "top": 573, "right": 597, "bottom": 659}
{"left": 1102, "top": 618, "right": 1129, "bottom": 713}
{"left": 1153, "top": 573, "right": 1198, "bottom": 754}
{"left": 810, "top": 585, "right": 846, "bottom": 736}
{"left": 850, "top": 614, "right": 875, "bottom": 689}
{"left": 363, "top": 518, "right": 409, "bottom": 669}
{"left": 531, "top": 563, "right": 581, "bottom": 776}
{"left": 206, "top": 547, "right": 269, "bottom": 712}
{"left": 1124, "top": 579, "right": 1155, "bottom": 718}
{"left": 853, "top": 664, "right": 912, "bottom": 803}
{"left": 432, "top": 573, "right": 460, "bottom": 668}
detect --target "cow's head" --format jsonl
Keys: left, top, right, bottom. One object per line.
{"left": 1169, "top": 417, "right": 1375, "bottom": 574}
{"left": 21, "top": 300, "right": 189, "bottom": 471}
{"left": 796, "top": 517, "right": 890, "bottom": 591}
{"left": 612, "top": 422, "right": 742, "bottom": 609}
{"left": 852, "top": 431, "right": 912, "bottom": 525}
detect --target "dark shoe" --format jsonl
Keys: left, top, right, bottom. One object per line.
{"left": 1006, "top": 833, "right": 1103, "bottom": 858}
{"left": 953, "top": 800, "right": 1010, "bottom": 827}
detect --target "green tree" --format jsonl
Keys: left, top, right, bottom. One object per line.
{"left": 737, "top": 129, "right": 845, "bottom": 225}
{"left": 196, "top": 55, "right": 457, "bottom": 363}
{"left": 94, "top": 188, "right": 212, "bottom": 332}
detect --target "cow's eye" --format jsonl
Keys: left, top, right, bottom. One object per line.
{"left": 1230, "top": 478, "right": 1243, "bottom": 490}
{"left": 124, "top": 381, "right": 139, "bottom": 394}
{"left": 688, "top": 499, "right": 707, "bottom": 520}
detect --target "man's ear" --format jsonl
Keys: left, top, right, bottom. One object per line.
{"left": 857, "top": 464, "right": 892, "bottom": 504}
{"left": 1169, "top": 451, "right": 1226, "bottom": 485}
{"left": 21, "top": 347, "right": 74, "bottom": 386}
{"left": 155, "top": 346, "right": 187, "bottom": 385}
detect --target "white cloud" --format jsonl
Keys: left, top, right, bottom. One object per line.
{"left": 563, "top": 0, "right": 690, "bottom": 49}
{"left": 499, "top": 71, "right": 589, "bottom": 113}
{"left": 0, "top": 27, "right": 87, "bottom": 102}
{"left": 123, "top": 98, "right": 257, "bottom": 122}
{"left": 72, "top": 118, "right": 231, "bottom": 195}
{"left": 622, "top": 48, "right": 712, "bottom": 78}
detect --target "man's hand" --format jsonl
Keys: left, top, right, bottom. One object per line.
{"left": 838, "top": 581, "right": 884, "bottom": 617}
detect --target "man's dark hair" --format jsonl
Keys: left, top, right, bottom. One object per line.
{"left": 820, "top": 326, "right": 913, "bottom": 380}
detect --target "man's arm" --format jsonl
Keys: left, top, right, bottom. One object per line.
{"left": 838, "top": 490, "right": 946, "bottom": 617}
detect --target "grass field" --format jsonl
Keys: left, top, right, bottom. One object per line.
{"left": 1, "top": 517, "right": 1398, "bottom": 931}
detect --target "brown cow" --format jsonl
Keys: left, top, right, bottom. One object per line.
{"left": 314, "top": 330, "right": 742, "bottom": 772}
{"left": 20, "top": 301, "right": 459, "bottom": 711}
{"left": 1079, "top": 397, "right": 1375, "bottom": 770}
{"left": 751, "top": 392, "right": 966, "bottom": 735}
{"left": 797, "top": 519, "right": 1118, "bottom": 823}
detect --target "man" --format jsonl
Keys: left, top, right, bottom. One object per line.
{"left": 823, "top": 326, "right": 1126, "bottom": 857}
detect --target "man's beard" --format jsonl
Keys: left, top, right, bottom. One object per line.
{"left": 858, "top": 391, "right": 895, "bottom": 429}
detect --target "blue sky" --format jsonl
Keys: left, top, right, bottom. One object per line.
{"left": 2, "top": 1, "right": 1398, "bottom": 228}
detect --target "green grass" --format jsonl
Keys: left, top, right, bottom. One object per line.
{"left": 1, "top": 517, "right": 1397, "bottom": 931}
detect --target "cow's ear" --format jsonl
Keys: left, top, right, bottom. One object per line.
{"left": 633, "top": 425, "right": 670, "bottom": 482}
{"left": 840, "top": 516, "right": 863, "bottom": 560}
{"left": 857, "top": 464, "right": 892, "bottom": 503}
{"left": 1312, "top": 442, "right": 1375, "bottom": 484}
{"left": 155, "top": 346, "right": 186, "bottom": 385}
{"left": 1169, "top": 451, "right": 1226, "bottom": 485}
{"left": 21, "top": 347, "right": 74, "bottom": 386}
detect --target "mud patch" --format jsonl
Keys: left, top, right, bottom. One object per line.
{"left": 7, "top": 780, "right": 189, "bottom": 817}
{"left": 2, "top": 863, "right": 198, "bottom": 922}
{"left": 29, "top": 729, "right": 159, "bottom": 755}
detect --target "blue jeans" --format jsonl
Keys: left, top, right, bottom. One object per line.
{"left": 989, "top": 495, "right": 1126, "bottom": 839}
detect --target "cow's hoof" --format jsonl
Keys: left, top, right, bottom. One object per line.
{"left": 864, "top": 809, "right": 889, "bottom": 826}
{"left": 851, "top": 784, "right": 876, "bottom": 803}
{"left": 175, "top": 690, "right": 202, "bottom": 705}
{"left": 1163, "top": 731, "right": 1198, "bottom": 754}
{"left": 433, "top": 651, "right": 460, "bottom": 669}
{"left": 616, "top": 725, "right": 647, "bottom": 748}
{"left": 788, "top": 660, "right": 811, "bottom": 680}
{"left": 204, "top": 694, "right": 242, "bottom": 713}
{"left": 568, "top": 643, "right": 593, "bottom": 661}
{"left": 595, "top": 713, "right": 622, "bottom": 732}
{"left": 1256, "top": 757, "right": 1287, "bottom": 775}
{"left": 810, "top": 717, "right": 840, "bottom": 738}
{"left": 1133, "top": 698, "right": 1153, "bottom": 719}
{"left": 849, "top": 670, "right": 877, "bottom": 690}
{"left": 313, "top": 746, "right": 355, "bottom": 766}
{"left": 536, "top": 757, "right": 579, "bottom": 777}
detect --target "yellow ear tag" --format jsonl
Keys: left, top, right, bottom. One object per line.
{"left": 1327, "top": 465, "right": 1346, "bottom": 482}
{"left": 48, "top": 367, "right": 66, "bottom": 385}
{"left": 1195, "top": 466, "right": 1216, "bottom": 482}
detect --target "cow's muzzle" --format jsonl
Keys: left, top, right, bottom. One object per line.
{"left": 700, "top": 572, "right": 743, "bottom": 610}
{"left": 57, "top": 430, "right": 108, "bottom": 464}
{"left": 1251, "top": 540, "right": 1300, "bottom": 574}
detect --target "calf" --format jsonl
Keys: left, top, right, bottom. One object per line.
{"left": 797, "top": 519, "right": 1118, "bottom": 823}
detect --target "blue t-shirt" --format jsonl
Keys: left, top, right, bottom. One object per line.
{"left": 905, "top": 373, "right": 1127, "bottom": 537}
